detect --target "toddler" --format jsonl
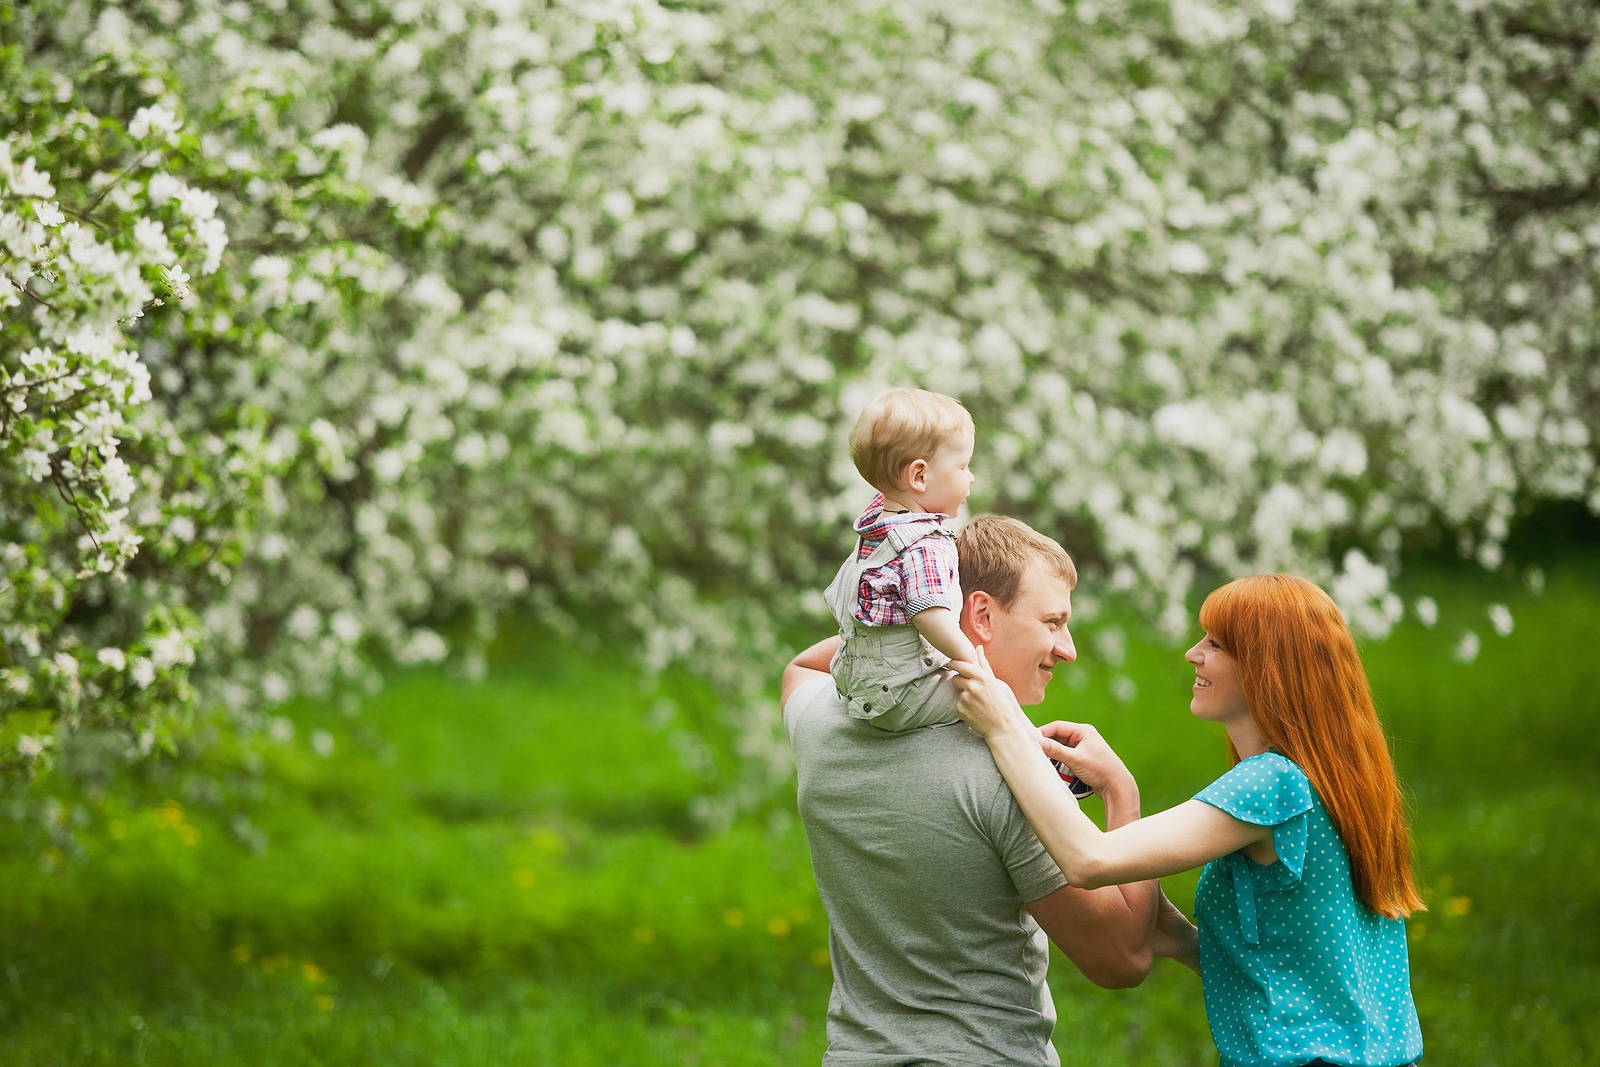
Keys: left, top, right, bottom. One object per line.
{"left": 823, "top": 388, "right": 977, "bottom": 731}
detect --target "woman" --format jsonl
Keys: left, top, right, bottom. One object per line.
{"left": 951, "top": 574, "right": 1424, "bottom": 1067}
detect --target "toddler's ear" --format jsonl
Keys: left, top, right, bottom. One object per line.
{"left": 901, "top": 457, "right": 929, "bottom": 492}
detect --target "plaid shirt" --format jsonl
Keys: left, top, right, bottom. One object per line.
{"left": 851, "top": 494, "right": 962, "bottom": 626}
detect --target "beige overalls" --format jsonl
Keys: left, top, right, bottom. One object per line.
{"left": 822, "top": 517, "right": 962, "bottom": 732}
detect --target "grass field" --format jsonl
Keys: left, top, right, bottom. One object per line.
{"left": 1, "top": 542, "right": 1596, "bottom": 1064}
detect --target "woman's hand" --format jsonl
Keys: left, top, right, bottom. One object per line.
{"left": 948, "top": 647, "right": 1027, "bottom": 739}
{"left": 1038, "top": 720, "right": 1134, "bottom": 797}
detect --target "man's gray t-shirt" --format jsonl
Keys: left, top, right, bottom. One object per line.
{"left": 785, "top": 675, "right": 1069, "bottom": 1066}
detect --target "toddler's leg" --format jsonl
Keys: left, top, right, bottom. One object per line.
{"left": 862, "top": 670, "right": 961, "bottom": 732}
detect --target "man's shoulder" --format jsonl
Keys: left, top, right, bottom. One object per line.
{"left": 785, "top": 676, "right": 1007, "bottom": 790}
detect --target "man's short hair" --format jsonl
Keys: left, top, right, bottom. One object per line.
{"left": 956, "top": 515, "right": 1078, "bottom": 609}
{"left": 849, "top": 388, "right": 974, "bottom": 492}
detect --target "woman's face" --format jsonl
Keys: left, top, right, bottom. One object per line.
{"left": 1185, "top": 631, "right": 1249, "bottom": 728}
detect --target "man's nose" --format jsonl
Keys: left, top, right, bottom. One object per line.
{"left": 1054, "top": 630, "right": 1077, "bottom": 664}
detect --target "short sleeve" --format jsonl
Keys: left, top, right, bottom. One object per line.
{"left": 985, "top": 777, "right": 1069, "bottom": 903}
{"left": 898, "top": 535, "right": 963, "bottom": 616}
{"left": 1195, "top": 752, "right": 1314, "bottom": 881}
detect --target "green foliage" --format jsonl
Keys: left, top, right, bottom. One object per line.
{"left": 0, "top": 555, "right": 1596, "bottom": 1063}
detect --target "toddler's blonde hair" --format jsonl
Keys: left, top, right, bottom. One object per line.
{"left": 849, "top": 388, "right": 973, "bottom": 492}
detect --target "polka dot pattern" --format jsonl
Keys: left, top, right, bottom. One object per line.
{"left": 1192, "top": 753, "right": 1424, "bottom": 1067}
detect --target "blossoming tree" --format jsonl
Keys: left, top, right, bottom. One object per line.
{"left": 3, "top": 0, "right": 1595, "bottom": 801}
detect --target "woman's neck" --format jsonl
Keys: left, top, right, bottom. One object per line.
{"left": 1226, "top": 718, "right": 1270, "bottom": 759}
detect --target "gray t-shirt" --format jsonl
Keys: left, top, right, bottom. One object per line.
{"left": 785, "top": 675, "right": 1069, "bottom": 1066}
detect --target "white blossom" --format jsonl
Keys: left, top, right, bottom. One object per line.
{"left": 128, "top": 104, "right": 181, "bottom": 142}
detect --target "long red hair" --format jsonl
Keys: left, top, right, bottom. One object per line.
{"left": 1199, "top": 574, "right": 1423, "bottom": 919}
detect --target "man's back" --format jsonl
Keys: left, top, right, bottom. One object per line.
{"left": 785, "top": 675, "right": 1067, "bottom": 1067}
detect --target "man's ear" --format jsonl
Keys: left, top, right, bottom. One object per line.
{"left": 963, "top": 590, "right": 997, "bottom": 645}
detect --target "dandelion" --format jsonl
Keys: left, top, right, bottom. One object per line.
{"left": 1452, "top": 631, "right": 1481, "bottom": 664}
{"left": 1488, "top": 604, "right": 1514, "bottom": 637}
{"left": 1413, "top": 597, "right": 1439, "bottom": 629}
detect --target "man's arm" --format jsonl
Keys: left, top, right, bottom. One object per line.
{"left": 782, "top": 636, "right": 839, "bottom": 715}
{"left": 1024, "top": 771, "right": 1159, "bottom": 989}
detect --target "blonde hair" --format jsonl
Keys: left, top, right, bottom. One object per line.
{"left": 956, "top": 515, "right": 1078, "bottom": 609}
{"left": 849, "top": 388, "right": 974, "bottom": 492}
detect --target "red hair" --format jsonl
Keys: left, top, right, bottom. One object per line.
{"left": 1199, "top": 574, "right": 1423, "bottom": 919}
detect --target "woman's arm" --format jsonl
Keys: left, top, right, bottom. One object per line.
{"left": 952, "top": 652, "right": 1271, "bottom": 888}
{"left": 781, "top": 636, "right": 839, "bottom": 715}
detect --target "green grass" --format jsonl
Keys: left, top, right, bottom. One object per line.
{"left": 1, "top": 548, "right": 1597, "bottom": 1064}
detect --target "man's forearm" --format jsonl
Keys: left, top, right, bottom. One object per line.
{"left": 1093, "top": 750, "right": 1159, "bottom": 967}
{"left": 791, "top": 636, "right": 839, "bottom": 674}
{"left": 782, "top": 636, "right": 841, "bottom": 715}
{"left": 1097, "top": 775, "right": 1141, "bottom": 830}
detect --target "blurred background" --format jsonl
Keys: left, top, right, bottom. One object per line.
{"left": 3, "top": 0, "right": 1598, "bottom": 1062}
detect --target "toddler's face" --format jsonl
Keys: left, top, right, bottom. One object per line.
{"left": 920, "top": 428, "right": 975, "bottom": 515}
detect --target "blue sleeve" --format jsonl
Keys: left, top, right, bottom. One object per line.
{"left": 1195, "top": 753, "right": 1313, "bottom": 881}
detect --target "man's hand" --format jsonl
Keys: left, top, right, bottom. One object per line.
{"left": 1151, "top": 890, "right": 1201, "bottom": 975}
{"left": 1036, "top": 721, "right": 1132, "bottom": 796}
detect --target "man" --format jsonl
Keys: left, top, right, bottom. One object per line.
{"left": 783, "top": 515, "right": 1178, "bottom": 1066}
